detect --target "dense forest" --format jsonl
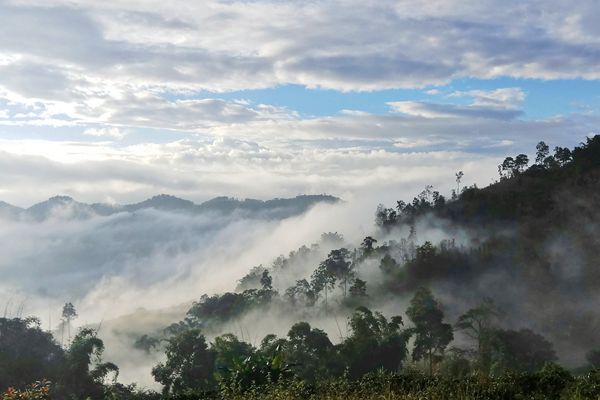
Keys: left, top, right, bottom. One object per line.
{"left": 3, "top": 136, "right": 600, "bottom": 399}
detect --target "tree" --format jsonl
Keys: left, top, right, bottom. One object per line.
{"left": 310, "top": 263, "right": 336, "bottom": 311}
{"left": 455, "top": 171, "right": 464, "bottom": 194}
{"left": 320, "top": 232, "right": 344, "bottom": 246}
{"left": 133, "top": 335, "right": 160, "bottom": 354}
{"left": 490, "top": 328, "right": 556, "bottom": 373}
{"left": 61, "top": 302, "right": 77, "bottom": 344}
{"left": 455, "top": 298, "right": 503, "bottom": 374}
{"left": 535, "top": 141, "right": 550, "bottom": 165}
{"left": 432, "top": 190, "right": 446, "bottom": 208}
{"left": 285, "top": 279, "right": 316, "bottom": 307}
{"left": 396, "top": 200, "right": 406, "bottom": 214}
{"left": 348, "top": 278, "right": 367, "bottom": 298}
{"left": 312, "top": 248, "right": 353, "bottom": 305}
{"left": 152, "top": 329, "right": 215, "bottom": 395}
{"left": 60, "top": 328, "right": 119, "bottom": 399}
{"left": 186, "top": 292, "right": 248, "bottom": 327}
{"left": 236, "top": 265, "right": 267, "bottom": 291}
{"left": 379, "top": 254, "right": 399, "bottom": 274}
{"left": 284, "top": 322, "right": 335, "bottom": 381}
{"left": 329, "top": 248, "right": 354, "bottom": 298}
{"left": 0, "top": 318, "right": 63, "bottom": 392}
{"left": 416, "top": 241, "right": 436, "bottom": 262}
{"left": 406, "top": 287, "right": 453, "bottom": 375}
{"left": 514, "top": 154, "right": 529, "bottom": 173}
{"left": 211, "top": 334, "right": 254, "bottom": 383}
{"left": 360, "top": 236, "right": 378, "bottom": 256}
{"left": 554, "top": 146, "right": 572, "bottom": 166}
{"left": 375, "top": 204, "right": 397, "bottom": 229}
{"left": 498, "top": 157, "right": 515, "bottom": 179}
{"left": 340, "top": 307, "right": 410, "bottom": 377}
{"left": 260, "top": 270, "right": 273, "bottom": 290}
{"left": 498, "top": 154, "right": 528, "bottom": 179}
{"left": 259, "top": 334, "right": 287, "bottom": 360}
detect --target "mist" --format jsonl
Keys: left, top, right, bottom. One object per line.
{"left": 0, "top": 194, "right": 382, "bottom": 386}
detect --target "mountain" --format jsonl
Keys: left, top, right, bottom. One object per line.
{"left": 123, "top": 194, "right": 197, "bottom": 213}
{"left": 0, "top": 194, "right": 341, "bottom": 222}
{"left": 0, "top": 201, "right": 24, "bottom": 220}
{"left": 25, "top": 196, "right": 97, "bottom": 221}
{"left": 196, "top": 194, "right": 340, "bottom": 218}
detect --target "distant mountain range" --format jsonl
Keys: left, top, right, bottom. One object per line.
{"left": 0, "top": 194, "right": 340, "bottom": 222}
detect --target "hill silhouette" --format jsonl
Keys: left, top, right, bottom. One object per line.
{"left": 0, "top": 194, "right": 340, "bottom": 221}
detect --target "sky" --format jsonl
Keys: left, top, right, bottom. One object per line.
{"left": 1, "top": 0, "right": 600, "bottom": 207}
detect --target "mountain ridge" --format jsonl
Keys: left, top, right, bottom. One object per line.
{"left": 0, "top": 194, "right": 341, "bottom": 221}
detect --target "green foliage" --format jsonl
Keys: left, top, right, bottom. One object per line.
{"left": 212, "top": 334, "right": 255, "bottom": 383}
{"left": 0, "top": 318, "right": 63, "bottom": 391}
{"left": 184, "top": 287, "right": 276, "bottom": 330}
{"left": 284, "top": 279, "right": 316, "bottom": 307}
{"left": 218, "top": 347, "right": 294, "bottom": 395}
{"left": 406, "top": 287, "right": 453, "bottom": 375}
{"left": 207, "top": 370, "right": 600, "bottom": 400}
{"left": 490, "top": 328, "right": 557, "bottom": 373}
{"left": 58, "top": 327, "right": 119, "bottom": 399}
{"left": 152, "top": 329, "right": 216, "bottom": 395}
{"left": 284, "top": 322, "right": 338, "bottom": 381}
{"left": 340, "top": 307, "right": 411, "bottom": 378}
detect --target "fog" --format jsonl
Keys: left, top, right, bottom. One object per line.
{"left": 2, "top": 187, "right": 597, "bottom": 388}
{"left": 0, "top": 195, "right": 380, "bottom": 386}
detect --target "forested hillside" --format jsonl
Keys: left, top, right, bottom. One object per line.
{"left": 2, "top": 136, "right": 600, "bottom": 399}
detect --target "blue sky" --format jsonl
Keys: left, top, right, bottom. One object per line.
{"left": 1, "top": 0, "right": 600, "bottom": 206}
{"left": 178, "top": 78, "right": 600, "bottom": 119}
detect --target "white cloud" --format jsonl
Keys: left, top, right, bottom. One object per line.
{"left": 451, "top": 87, "right": 526, "bottom": 110}
{"left": 386, "top": 100, "right": 523, "bottom": 120}
{"left": 387, "top": 87, "right": 526, "bottom": 120}
{"left": 0, "top": 102, "right": 595, "bottom": 208}
{"left": 84, "top": 127, "right": 125, "bottom": 139}
{"left": 0, "top": 0, "right": 599, "bottom": 96}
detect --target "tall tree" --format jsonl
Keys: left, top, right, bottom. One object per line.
{"left": 312, "top": 248, "right": 353, "bottom": 304}
{"left": 61, "top": 302, "right": 77, "bottom": 344}
{"left": 60, "top": 328, "right": 118, "bottom": 399}
{"left": 260, "top": 270, "right": 273, "bottom": 290}
{"left": 456, "top": 298, "right": 503, "bottom": 374}
{"left": 360, "top": 236, "right": 378, "bottom": 257}
{"left": 514, "top": 154, "right": 529, "bottom": 173}
{"left": 310, "top": 263, "right": 336, "bottom": 311}
{"left": 406, "top": 287, "right": 453, "bottom": 376}
{"left": 455, "top": 171, "right": 464, "bottom": 194}
{"left": 535, "top": 141, "right": 550, "bottom": 165}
